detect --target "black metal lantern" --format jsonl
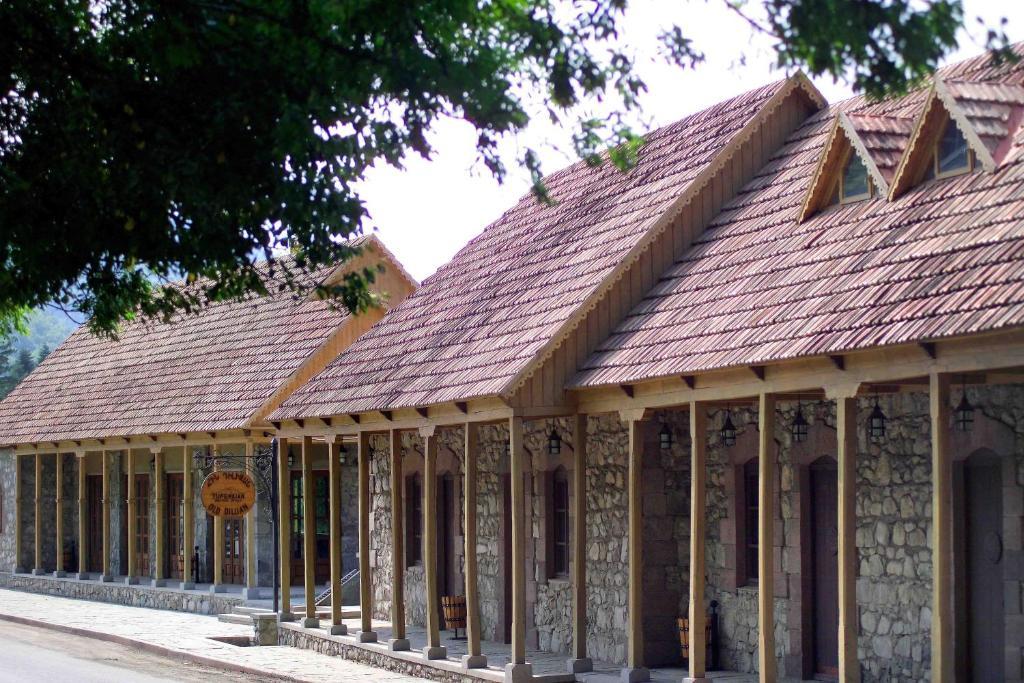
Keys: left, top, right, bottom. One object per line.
{"left": 791, "top": 404, "right": 809, "bottom": 443}
{"left": 720, "top": 410, "right": 737, "bottom": 446}
{"left": 659, "top": 423, "right": 673, "bottom": 451}
{"left": 547, "top": 428, "right": 561, "bottom": 456}
{"left": 954, "top": 392, "right": 974, "bottom": 432}
{"left": 868, "top": 396, "right": 887, "bottom": 440}
{"left": 338, "top": 444, "right": 348, "bottom": 465}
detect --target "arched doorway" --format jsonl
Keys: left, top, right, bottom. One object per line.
{"left": 809, "top": 456, "right": 838, "bottom": 679}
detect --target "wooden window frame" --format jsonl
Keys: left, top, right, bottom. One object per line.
{"left": 930, "top": 119, "right": 975, "bottom": 180}
{"left": 835, "top": 148, "right": 874, "bottom": 205}
{"left": 405, "top": 473, "right": 422, "bottom": 568}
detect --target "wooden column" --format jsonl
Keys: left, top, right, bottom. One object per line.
{"left": 836, "top": 395, "right": 859, "bottom": 682}
{"left": 570, "top": 413, "right": 592, "bottom": 673}
{"left": 327, "top": 437, "right": 347, "bottom": 634}
{"left": 387, "top": 428, "right": 409, "bottom": 650}
{"left": 757, "top": 393, "right": 776, "bottom": 682}
{"left": 77, "top": 452, "right": 88, "bottom": 579}
{"left": 212, "top": 446, "right": 225, "bottom": 592}
{"left": 126, "top": 449, "right": 138, "bottom": 584}
{"left": 301, "top": 435, "right": 319, "bottom": 627}
{"left": 508, "top": 416, "right": 530, "bottom": 677}
{"left": 244, "top": 439, "right": 259, "bottom": 599}
{"left": 13, "top": 454, "right": 23, "bottom": 572}
{"left": 277, "top": 438, "right": 294, "bottom": 618}
{"left": 624, "top": 414, "right": 650, "bottom": 682}
{"left": 357, "top": 430, "right": 377, "bottom": 641}
{"left": 152, "top": 448, "right": 166, "bottom": 586}
{"left": 931, "top": 372, "right": 953, "bottom": 682}
{"left": 101, "top": 450, "right": 113, "bottom": 582}
{"left": 33, "top": 452, "right": 42, "bottom": 574}
{"left": 686, "top": 402, "right": 709, "bottom": 683}
{"left": 461, "top": 423, "right": 486, "bottom": 668}
{"left": 54, "top": 453, "right": 65, "bottom": 577}
{"left": 421, "top": 426, "right": 445, "bottom": 658}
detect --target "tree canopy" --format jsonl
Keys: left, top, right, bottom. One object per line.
{"left": 0, "top": 0, "right": 1011, "bottom": 337}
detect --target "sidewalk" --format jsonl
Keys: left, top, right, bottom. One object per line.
{"left": 0, "top": 588, "right": 420, "bottom": 683}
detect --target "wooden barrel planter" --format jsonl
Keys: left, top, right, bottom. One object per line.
{"left": 442, "top": 595, "right": 467, "bottom": 638}
{"left": 678, "top": 616, "right": 712, "bottom": 664}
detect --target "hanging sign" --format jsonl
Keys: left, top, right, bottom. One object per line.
{"left": 201, "top": 470, "right": 256, "bottom": 518}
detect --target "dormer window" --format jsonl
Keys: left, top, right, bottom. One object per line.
{"left": 828, "top": 151, "right": 874, "bottom": 205}
{"left": 925, "top": 120, "right": 974, "bottom": 180}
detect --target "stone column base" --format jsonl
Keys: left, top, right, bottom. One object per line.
{"left": 388, "top": 638, "right": 411, "bottom": 651}
{"left": 621, "top": 667, "right": 650, "bottom": 683}
{"left": 503, "top": 662, "right": 533, "bottom": 683}
{"left": 329, "top": 623, "right": 348, "bottom": 635}
{"left": 357, "top": 630, "right": 378, "bottom": 643}
{"left": 423, "top": 645, "right": 447, "bottom": 660}
{"left": 568, "top": 657, "right": 593, "bottom": 673}
{"left": 179, "top": 581, "right": 195, "bottom": 590}
{"left": 124, "top": 576, "right": 140, "bottom": 585}
{"left": 100, "top": 574, "right": 115, "bottom": 583}
{"left": 151, "top": 578, "right": 167, "bottom": 587}
{"left": 241, "top": 587, "right": 261, "bottom": 600}
{"left": 301, "top": 617, "right": 320, "bottom": 628}
{"left": 53, "top": 570, "right": 66, "bottom": 578}
{"left": 210, "top": 583, "right": 228, "bottom": 594}
{"left": 75, "top": 572, "right": 91, "bottom": 580}
{"left": 461, "top": 654, "right": 488, "bottom": 669}
{"left": 31, "top": 568, "right": 47, "bottom": 576}
{"left": 278, "top": 611, "right": 298, "bottom": 623}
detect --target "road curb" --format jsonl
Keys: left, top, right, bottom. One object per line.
{"left": 0, "top": 611, "right": 310, "bottom": 683}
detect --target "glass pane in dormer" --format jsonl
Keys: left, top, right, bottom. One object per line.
{"left": 937, "top": 121, "right": 969, "bottom": 175}
{"left": 841, "top": 154, "right": 870, "bottom": 201}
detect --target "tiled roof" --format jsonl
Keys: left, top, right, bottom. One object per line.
{"left": 0, "top": 238, "right": 405, "bottom": 445}
{"left": 573, "top": 46, "right": 1024, "bottom": 388}
{"left": 846, "top": 112, "right": 915, "bottom": 184}
{"left": 270, "top": 78, "right": 807, "bottom": 419}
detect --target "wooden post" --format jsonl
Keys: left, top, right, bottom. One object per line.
{"left": 126, "top": 449, "right": 138, "bottom": 584}
{"left": 101, "top": 450, "right": 113, "bottom": 582}
{"left": 624, "top": 415, "right": 650, "bottom": 683}
{"left": 152, "top": 448, "right": 165, "bottom": 586}
{"left": 357, "top": 430, "right": 377, "bottom": 642}
{"left": 301, "top": 435, "right": 319, "bottom": 627}
{"left": 836, "top": 395, "right": 859, "bottom": 682}
{"left": 757, "top": 393, "right": 776, "bottom": 682}
{"left": 277, "top": 438, "right": 294, "bottom": 619}
{"left": 327, "top": 437, "right": 347, "bottom": 635}
{"left": 461, "top": 423, "right": 486, "bottom": 668}
{"left": 77, "top": 453, "right": 88, "bottom": 579}
{"left": 212, "top": 446, "right": 225, "bottom": 592}
{"left": 388, "top": 428, "right": 409, "bottom": 650}
{"left": 570, "top": 413, "right": 592, "bottom": 673}
{"left": 54, "top": 453, "right": 65, "bottom": 577}
{"left": 14, "top": 454, "right": 23, "bottom": 572}
{"left": 420, "top": 426, "right": 445, "bottom": 659}
{"left": 507, "top": 416, "right": 530, "bottom": 678}
{"left": 686, "top": 402, "right": 709, "bottom": 683}
{"left": 33, "top": 452, "right": 42, "bottom": 575}
{"left": 931, "top": 372, "right": 953, "bottom": 682}
{"left": 244, "top": 439, "right": 259, "bottom": 599}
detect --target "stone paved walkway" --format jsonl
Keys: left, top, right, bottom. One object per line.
{"left": 0, "top": 588, "right": 420, "bottom": 683}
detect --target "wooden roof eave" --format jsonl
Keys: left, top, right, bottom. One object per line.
{"left": 7, "top": 428, "right": 270, "bottom": 456}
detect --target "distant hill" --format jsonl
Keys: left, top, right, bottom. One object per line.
{"left": 11, "top": 308, "right": 80, "bottom": 359}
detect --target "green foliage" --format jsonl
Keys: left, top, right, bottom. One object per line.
{"left": 0, "top": 1, "right": 1008, "bottom": 337}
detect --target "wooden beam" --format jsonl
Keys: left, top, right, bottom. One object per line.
{"left": 688, "top": 402, "right": 708, "bottom": 681}
{"left": 509, "top": 416, "right": 528, "bottom": 669}
{"left": 34, "top": 453, "right": 41, "bottom": 574}
{"left": 357, "top": 431, "right": 377, "bottom": 641}
{"left": 931, "top": 373, "right": 953, "bottom": 682}
{"left": 244, "top": 440, "right": 257, "bottom": 596}
{"left": 829, "top": 354, "right": 845, "bottom": 370}
{"left": 300, "top": 436, "right": 318, "bottom": 626}
{"left": 153, "top": 450, "right": 165, "bottom": 585}
{"left": 54, "top": 453, "right": 64, "bottom": 576}
{"left": 620, "top": 384, "right": 635, "bottom": 398}
{"left": 837, "top": 397, "right": 858, "bottom": 682}
{"left": 624, "top": 416, "right": 649, "bottom": 681}
{"left": 750, "top": 365, "right": 766, "bottom": 381}
{"left": 327, "top": 439, "right": 346, "bottom": 634}
{"left": 126, "top": 450, "right": 137, "bottom": 583}
{"left": 682, "top": 375, "right": 696, "bottom": 389}
{"left": 421, "top": 427, "right": 444, "bottom": 657}
{"left": 463, "top": 423, "right": 485, "bottom": 667}
{"left": 181, "top": 445, "right": 194, "bottom": 588}
{"left": 388, "top": 429, "right": 408, "bottom": 648}
{"left": 13, "top": 455, "right": 23, "bottom": 572}
{"left": 757, "top": 393, "right": 776, "bottom": 682}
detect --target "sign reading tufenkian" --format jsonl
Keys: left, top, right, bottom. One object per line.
{"left": 200, "top": 470, "right": 256, "bottom": 518}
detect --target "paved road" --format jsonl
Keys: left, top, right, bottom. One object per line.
{"left": 0, "top": 621, "right": 279, "bottom": 683}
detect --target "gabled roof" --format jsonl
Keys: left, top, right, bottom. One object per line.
{"left": 270, "top": 76, "right": 824, "bottom": 419}
{"left": 844, "top": 112, "right": 915, "bottom": 184}
{"left": 0, "top": 236, "right": 414, "bottom": 446}
{"left": 572, "top": 44, "right": 1024, "bottom": 389}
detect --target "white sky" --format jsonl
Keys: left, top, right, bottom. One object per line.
{"left": 358, "top": 0, "right": 1024, "bottom": 282}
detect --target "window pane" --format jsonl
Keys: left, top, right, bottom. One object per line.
{"left": 841, "top": 154, "right": 869, "bottom": 200}
{"left": 937, "top": 122, "right": 969, "bottom": 175}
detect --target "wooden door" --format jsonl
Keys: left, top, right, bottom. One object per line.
{"left": 290, "top": 473, "right": 304, "bottom": 583}
{"left": 223, "top": 518, "right": 245, "bottom": 584}
{"left": 290, "top": 471, "right": 330, "bottom": 584}
{"left": 86, "top": 475, "right": 104, "bottom": 572}
{"left": 134, "top": 474, "right": 151, "bottom": 577}
{"left": 436, "top": 473, "right": 457, "bottom": 602}
{"left": 810, "top": 458, "right": 839, "bottom": 679}
{"left": 167, "top": 473, "right": 184, "bottom": 579}
{"left": 965, "top": 454, "right": 1003, "bottom": 682}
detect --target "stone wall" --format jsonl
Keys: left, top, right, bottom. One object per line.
{"left": 0, "top": 451, "right": 15, "bottom": 571}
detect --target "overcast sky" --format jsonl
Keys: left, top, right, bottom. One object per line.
{"left": 357, "top": 0, "right": 1024, "bottom": 283}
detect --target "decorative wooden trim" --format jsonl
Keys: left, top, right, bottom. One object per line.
{"left": 837, "top": 111, "right": 891, "bottom": 194}
{"left": 934, "top": 77, "right": 997, "bottom": 172}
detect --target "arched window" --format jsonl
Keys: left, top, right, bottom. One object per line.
{"left": 551, "top": 468, "right": 570, "bottom": 578}
{"left": 926, "top": 119, "right": 974, "bottom": 179}
{"left": 405, "top": 473, "right": 422, "bottom": 567}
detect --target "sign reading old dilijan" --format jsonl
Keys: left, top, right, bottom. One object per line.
{"left": 200, "top": 471, "right": 256, "bottom": 518}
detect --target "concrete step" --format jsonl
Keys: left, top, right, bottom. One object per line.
{"left": 232, "top": 606, "right": 275, "bottom": 616}
{"left": 217, "top": 613, "right": 253, "bottom": 625}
